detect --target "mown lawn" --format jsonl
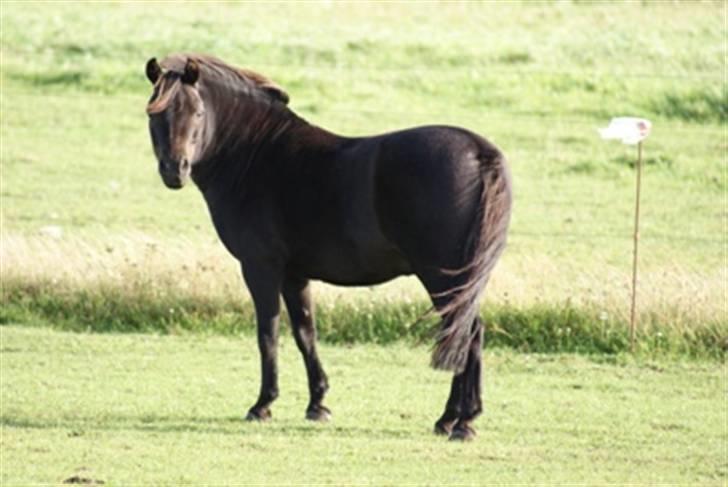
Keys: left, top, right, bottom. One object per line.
{"left": 1, "top": 326, "right": 724, "bottom": 485}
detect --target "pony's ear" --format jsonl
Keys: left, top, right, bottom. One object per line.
{"left": 261, "top": 83, "right": 289, "bottom": 105}
{"left": 146, "top": 57, "right": 162, "bottom": 84}
{"left": 181, "top": 59, "right": 200, "bottom": 85}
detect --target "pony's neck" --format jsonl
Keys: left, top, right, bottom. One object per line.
{"left": 191, "top": 79, "right": 338, "bottom": 201}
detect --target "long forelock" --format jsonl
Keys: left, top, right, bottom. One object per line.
{"left": 146, "top": 75, "right": 181, "bottom": 115}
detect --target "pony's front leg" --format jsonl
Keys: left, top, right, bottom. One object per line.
{"left": 282, "top": 276, "right": 330, "bottom": 421}
{"left": 241, "top": 261, "right": 283, "bottom": 421}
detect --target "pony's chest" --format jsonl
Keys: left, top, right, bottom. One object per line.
{"left": 206, "top": 200, "right": 282, "bottom": 263}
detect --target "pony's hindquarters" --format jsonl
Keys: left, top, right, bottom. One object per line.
{"left": 373, "top": 126, "right": 512, "bottom": 373}
{"left": 429, "top": 153, "right": 511, "bottom": 372}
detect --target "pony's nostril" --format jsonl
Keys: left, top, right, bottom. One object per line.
{"left": 181, "top": 159, "right": 190, "bottom": 171}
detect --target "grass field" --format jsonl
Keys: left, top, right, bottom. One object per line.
{"left": 1, "top": 326, "right": 725, "bottom": 485}
{"left": 0, "top": 3, "right": 726, "bottom": 483}
{"left": 1, "top": 1, "right": 725, "bottom": 354}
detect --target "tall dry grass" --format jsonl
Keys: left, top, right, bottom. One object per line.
{"left": 1, "top": 231, "right": 725, "bottom": 356}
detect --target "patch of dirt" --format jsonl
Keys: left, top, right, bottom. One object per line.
{"left": 62, "top": 476, "right": 104, "bottom": 484}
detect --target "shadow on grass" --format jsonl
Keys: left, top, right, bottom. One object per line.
{"left": 0, "top": 413, "right": 415, "bottom": 439}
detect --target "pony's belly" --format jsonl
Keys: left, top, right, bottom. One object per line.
{"left": 315, "top": 266, "right": 412, "bottom": 286}
{"left": 292, "top": 246, "right": 413, "bottom": 286}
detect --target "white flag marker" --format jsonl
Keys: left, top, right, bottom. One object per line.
{"left": 599, "top": 117, "right": 652, "bottom": 145}
{"left": 599, "top": 117, "right": 652, "bottom": 351}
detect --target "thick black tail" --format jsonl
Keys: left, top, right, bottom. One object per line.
{"left": 431, "top": 152, "right": 512, "bottom": 373}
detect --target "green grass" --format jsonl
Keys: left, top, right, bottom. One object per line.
{"left": 1, "top": 2, "right": 724, "bottom": 243}
{"left": 1, "top": 326, "right": 725, "bottom": 485}
{"left": 0, "top": 4, "right": 725, "bottom": 353}
{"left": 1, "top": 4, "right": 725, "bottom": 484}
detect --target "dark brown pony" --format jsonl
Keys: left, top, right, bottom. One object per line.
{"left": 145, "top": 53, "right": 511, "bottom": 440}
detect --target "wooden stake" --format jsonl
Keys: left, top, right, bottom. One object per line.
{"left": 630, "top": 141, "right": 643, "bottom": 351}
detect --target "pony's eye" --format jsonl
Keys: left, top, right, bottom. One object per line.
{"left": 195, "top": 111, "right": 204, "bottom": 118}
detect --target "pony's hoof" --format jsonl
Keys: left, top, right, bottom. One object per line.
{"left": 305, "top": 405, "right": 332, "bottom": 422}
{"left": 449, "top": 423, "right": 476, "bottom": 442}
{"left": 245, "top": 408, "right": 272, "bottom": 422}
{"left": 434, "top": 419, "right": 456, "bottom": 436}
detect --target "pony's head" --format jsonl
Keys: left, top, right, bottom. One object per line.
{"left": 145, "top": 57, "right": 206, "bottom": 189}
{"left": 145, "top": 54, "right": 290, "bottom": 190}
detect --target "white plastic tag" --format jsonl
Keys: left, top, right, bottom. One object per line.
{"left": 599, "top": 117, "right": 652, "bottom": 145}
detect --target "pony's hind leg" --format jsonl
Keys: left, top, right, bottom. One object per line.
{"left": 416, "top": 270, "right": 483, "bottom": 438}
{"left": 434, "top": 373, "right": 464, "bottom": 435}
{"left": 448, "top": 318, "right": 483, "bottom": 441}
{"left": 282, "top": 276, "right": 331, "bottom": 421}
{"left": 434, "top": 318, "right": 483, "bottom": 439}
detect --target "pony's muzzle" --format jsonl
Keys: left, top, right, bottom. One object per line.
{"left": 159, "top": 157, "right": 190, "bottom": 189}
